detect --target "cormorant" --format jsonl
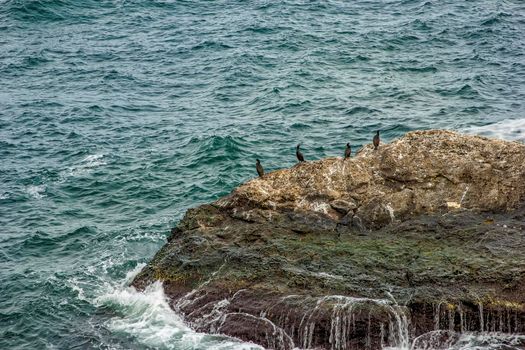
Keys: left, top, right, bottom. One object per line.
{"left": 256, "top": 159, "right": 264, "bottom": 177}
{"left": 344, "top": 143, "right": 351, "bottom": 160}
{"left": 373, "top": 131, "right": 380, "bottom": 150}
{"left": 296, "top": 144, "right": 305, "bottom": 162}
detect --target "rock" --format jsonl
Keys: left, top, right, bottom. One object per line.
{"left": 217, "top": 130, "right": 525, "bottom": 230}
{"left": 339, "top": 211, "right": 354, "bottom": 226}
{"left": 167, "top": 227, "right": 183, "bottom": 241}
{"left": 330, "top": 199, "right": 357, "bottom": 214}
{"left": 132, "top": 130, "right": 525, "bottom": 350}
{"left": 351, "top": 214, "right": 365, "bottom": 231}
{"left": 355, "top": 197, "right": 394, "bottom": 229}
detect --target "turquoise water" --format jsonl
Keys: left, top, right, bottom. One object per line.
{"left": 1, "top": 0, "right": 524, "bottom": 348}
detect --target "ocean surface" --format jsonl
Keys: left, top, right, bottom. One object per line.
{"left": 1, "top": 0, "right": 524, "bottom": 349}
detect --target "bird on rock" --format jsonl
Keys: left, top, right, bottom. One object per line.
{"left": 373, "top": 130, "right": 380, "bottom": 150}
{"left": 296, "top": 144, "right": 305, "bottom": 162}
{"left": 255, "top": 159, "right": 264, "bottom": 177}
{"left": 344, "top": 143, "right": 351, "bottom": 160}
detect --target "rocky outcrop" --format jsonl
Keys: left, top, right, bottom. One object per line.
{"left": 217, "top": 130, "right": 525, "bottom": 231}
{"left": 132, "top": 130, "right": 525, "bottom": 349}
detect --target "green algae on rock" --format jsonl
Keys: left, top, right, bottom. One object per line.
{"left": 132, "top": 130, "right": 525, "bottom": 350}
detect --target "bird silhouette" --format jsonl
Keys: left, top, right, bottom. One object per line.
{"left": 344, "top": 143, "right": 351, "bottom": 159}
{"left": 256, "top": 159, "right": 264, "bottom": 177}
{"left": 296, "top": 144, "right": 305, "bottom": 162}
{"left": 373, "top": 131, "right": 380, "bottom": 150}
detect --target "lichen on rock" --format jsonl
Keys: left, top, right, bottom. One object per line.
{"left": 218, "top": 130, "right": 525, "bottom": 230}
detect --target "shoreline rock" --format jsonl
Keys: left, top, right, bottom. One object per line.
{"left": 132, "top": 130, "right": 525, "bottom": 349}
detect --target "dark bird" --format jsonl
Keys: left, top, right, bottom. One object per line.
{"left": 344, "top": 143, "right": 351, "bottom": 160}
{"left": 373, "top": 130, "right": 380, "bottom": 150}
{"left": 255, "top": 159, "right": 264, "bottom": 177}
{"left": 296, "top": 144, "right": 305, "bottom": 162}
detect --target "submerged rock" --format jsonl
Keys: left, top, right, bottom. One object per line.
{"left": 132, "top": 130, "right": 525, "bottom": 349}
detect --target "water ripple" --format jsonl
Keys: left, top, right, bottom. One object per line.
{"left": 1, "top": 0, "right": 524, "bottom": 348}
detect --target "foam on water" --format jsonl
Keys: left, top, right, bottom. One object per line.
{"left": 62, "top": 154, "right": 107, "bottom": 178}
{"left": 96, "top": 282, "right": 190, "bottom": 348}
{"left": 67, "top": 277, "right": 88, "bottom": 302}
{"left": 81, "top": 154, "right": 107, "bottom": 168}
{"left": 93, "top": 266, "right": 262, "bottom": 350}
{"left": 85, "top": 261, "right": 525, "bottom": 350}
{"left": 464, "top": 118, "right": 525, "bottom": 142}
{"left": 386, "top": 332, "right": 525, "bottom": 350}
{"left": 26, "top": 184, "right": 46, "bottom": 199}
{"left": 451, "top": 332, "right": 525, "bottom": 350}
{"left": 124, "top": 262, "right": 147, "bottom": 284}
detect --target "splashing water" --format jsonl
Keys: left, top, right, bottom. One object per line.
{"left": 96, "top": 282, "right": 190, "bottom": 347}
{"left": 409, "top": 331, "right": 525, "bottom": 350}
{"left": 464, "top": 118, "right": 525, "bottom": 142}
{"left": 26, "top": 184, "right": 47, "bottom": 199}
{"left": 452, "top": 332, "right": 525, "bottom": 350}
{"left": 92, "top": 264, "right": 263, "bottom": 350}
{"left": 172, "top": 289, "right": 411, "bottom": 350}
{"left": 62, "top": 154, "right": 108, "bottom": 179}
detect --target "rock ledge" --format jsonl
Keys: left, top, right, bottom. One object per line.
{"left": 133, "top": 130, "right": 525, "bottom": 350}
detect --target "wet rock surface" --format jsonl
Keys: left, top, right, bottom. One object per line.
{"left": 132, "top": 131, "right": 525, "bottom": 349}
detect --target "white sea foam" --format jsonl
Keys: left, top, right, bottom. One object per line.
{"left": 82, "top": 154, "right": 106, "bottom": 165}
{"left": 450, "top": 332, "right": 525, "bottom": 350}
{"left": 95, "top": 279, "right": 262, "bottom": 350}
{"left": 463, "top": 118, "right": 525, "bottom": 142}
{"left": 386, "top": 331, "right": 525, "bottom": 350}
{"left": 68, "top": 277, "right": 88, "bottom": 302}
{"left": 61, "top": 153, "right": 107, "bottom": 179}
{"left": 0, "top": 192, "right": 9, "bottom": 199}
{"left": 96, "top": 282, "right": 189, "bottom": 348}
{"left": 26, "top": 184, "right": 46, "bottom": 199}
{"left": 124, "top": 263, "right": 146, "bottom": 285}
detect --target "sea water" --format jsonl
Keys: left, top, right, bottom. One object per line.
{"left": 1, "top": 0, "right": 524, "bottom": 348}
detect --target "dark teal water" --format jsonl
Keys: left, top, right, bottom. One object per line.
{"left": 1, "top": 0, "right": 524, "bottom": 349}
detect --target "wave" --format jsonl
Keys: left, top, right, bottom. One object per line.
{"left": 394, "top": 65, "right": 438, "bottom": 73}
{"left": 191, "top": 41, "right": 233, "bottom": 51}
{"left": 182, "top": 135, "right": 250, "bottom": 167}
{"left": 481, "top": 12, "right": 511, "bottom": 26}
{"left": 389, "top": 35, "right": 421, "bottom": 45}
{"left": 5, "top": 54, "right": 53, "bottom": 71}
{"left": 407, "top": 330, "right": 525, "bottom": 350}
{"left": 345, "top": 106, "right": 380, "bottom": 116}
{"left": 463, "top": 118, "right": 525, "bottom": 142}
{"left": 4, "top": 0, "right": 66, "bottom": 22}
{"left": 465, "top": 28, "right": 496, "bottom": 40}
{"left": 451, "top": 332, "right": 525, "bottom": 350}
{"left": 26, "top": 184, "right": 46, "bottom": 199}
{"left": 60, "top": 154, "right": 107, "bottom": 179}
{"left": 411, "top": 19, "right": 432, "bottom": 31}
{"left": 17, "top": 226, "right": 97, "bottom": 254}
{"left": 82, "top": 154, "right": 106, "bottom": 166}
{"left": 3, "top": 0, "right": 98, "bottom": 23}
{"left": 242, "top": 26, "right": 285, "bottom": 35}
{"left": 289, "top": 122, "right": 312, "bottom": 130}
{"left": 435, "top": 84, "right": 480, "bottom": 98}
{"left": 95, "top": 281, "right": 263, "bottom": 350}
